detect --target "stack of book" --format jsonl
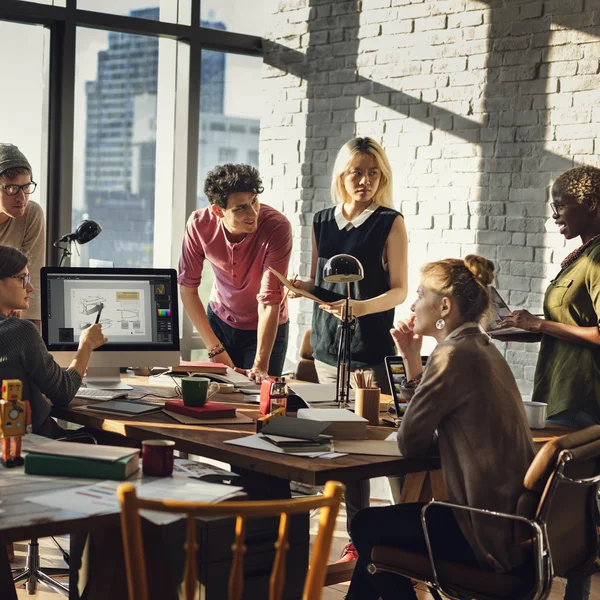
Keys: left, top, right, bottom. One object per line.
{"left": 24, "top": 440, "right": 139, "bottom": 480}
{"left": 258, "top": 416, "right": 332, "bottom": 453}
{"left": 169, "top": 361, "right": 228, "bottom": 375}
{"left": 297, "top": 408, "right": 368, "bottom": 440}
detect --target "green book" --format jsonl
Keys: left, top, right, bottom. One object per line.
{"left": 24, "top": 451, "right": 139, "bottom": 481}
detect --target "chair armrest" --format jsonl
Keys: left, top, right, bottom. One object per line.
{"left": 419, "top": 501, "right": 546, "bottom": 597}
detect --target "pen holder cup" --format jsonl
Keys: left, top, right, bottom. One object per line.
{"left": 355, "top": 388, "right": 381, "bottom": 426}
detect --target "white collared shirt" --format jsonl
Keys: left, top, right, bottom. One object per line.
{"left": 334, "top": 203, "right": 377, "bottom": 231}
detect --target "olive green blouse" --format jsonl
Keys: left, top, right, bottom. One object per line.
{"left": 532, "top": 239, "right": 600, "bottom": 419}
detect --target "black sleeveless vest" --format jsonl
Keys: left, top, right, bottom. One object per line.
{"left": 311, "top": 205, "right": 402, "bottom": 368}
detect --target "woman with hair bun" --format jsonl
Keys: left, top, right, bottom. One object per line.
{"left": 346, "top": 255, "right": 534, "bottom": 600}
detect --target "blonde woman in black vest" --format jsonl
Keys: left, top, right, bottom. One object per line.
{"left": 291, "top": 137, "right": 409, "bottom": 562}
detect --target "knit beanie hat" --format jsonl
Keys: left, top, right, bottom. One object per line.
{"left": 0, "top": 144, "right": 32, "bottom": 178}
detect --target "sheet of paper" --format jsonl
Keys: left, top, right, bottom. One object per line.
{"left": 28, "top": 481, "right": 122, "bottom": 516}
{"left": 385, "top": 431, "right": 397, "bottom": 442}
{"left": 163, "top": 410, "right": 253, "bottom": 426}
{"left": 289, "top": 382, "right": 355, "bottom": 404}
{"left": 267, "top": 267, "right": 325, "bottom": 304}
{"left": 28, "top": 477, "right": 244, "bottom": 526}
{"left": 225, "top": 434, "right": 339, "bottom": 458}
{"left": 332, "top": 440, "right": 402, "bottom": 457}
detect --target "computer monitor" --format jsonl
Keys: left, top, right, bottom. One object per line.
{"left": 41, "top": 267, "right": 180, "bottom": 389}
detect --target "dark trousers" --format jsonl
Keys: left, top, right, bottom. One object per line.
{"left": 207, "top": 304, "right": 289, "bottom": 376}
{"left": 346, "top": 503, "right": 479, "bottom": 600}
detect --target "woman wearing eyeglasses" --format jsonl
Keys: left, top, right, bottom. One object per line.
{"left": 0, "top": 144, "right": 45, "bottom": 327}
{"left": 0, "top": 245, "right": 107, "bottom": 438}
{"left": 497, "top": 166, "right": 600, "bottom": 600}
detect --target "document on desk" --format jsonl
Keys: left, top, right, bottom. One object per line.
{"left": 288, "top": 382, "right": 355, "bottom": 405}
{"left": 225, "top": 434, "right": 347, "bottom": 459}
{"left": 27, "top": 478, "right": 244, "bottom": 525}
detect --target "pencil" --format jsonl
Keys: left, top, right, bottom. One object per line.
{"left": 95, "top": 303, "right": 104, "bottom": 324}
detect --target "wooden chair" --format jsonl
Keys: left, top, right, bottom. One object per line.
{"left": 117, "top": 480, "right": 344, "bottom": 600}
{"left": 368, "top": 425, "right": 600, "bottom": 600}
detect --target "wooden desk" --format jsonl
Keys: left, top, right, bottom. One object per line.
{"left": 52, "top": 377, "right": 442, "bottom": 486}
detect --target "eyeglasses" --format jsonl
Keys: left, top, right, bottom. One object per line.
{"left": 0, "top": 182, "right": 37, "bottom": 196}
{"left": 9, "top": 273, "right": 31, "bottom": 288}
{"left": 550, "top": 202, "right": 567, "bottom": 214}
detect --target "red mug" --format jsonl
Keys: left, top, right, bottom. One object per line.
{"left": 142, "top": 439, "right": 175, "bottom": 477}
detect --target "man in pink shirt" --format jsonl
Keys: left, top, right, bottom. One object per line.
{"left": 178, "top": 164, "right": 292, "bottom": 382}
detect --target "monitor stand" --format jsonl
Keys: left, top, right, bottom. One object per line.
{"left": 85, "top": 367, "right": 133, "bottom": 390}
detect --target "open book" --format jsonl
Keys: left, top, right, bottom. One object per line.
{"left": 268, "top": 267, "right": 325, "bottom": 304}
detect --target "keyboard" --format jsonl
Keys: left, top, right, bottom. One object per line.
{"left": 75, "top": 388, "right": 128, "bottom": 401}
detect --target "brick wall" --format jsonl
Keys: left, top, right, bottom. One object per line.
{"left": 262, "top": 0, "right": 600, "bottom": 398}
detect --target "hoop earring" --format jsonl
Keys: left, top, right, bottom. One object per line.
{"left": 435, "top": 319, "right": 445, "bottom": 330}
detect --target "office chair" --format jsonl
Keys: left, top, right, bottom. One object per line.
{"left": 11, "top": 431, "right": 97, "bottom": 596}
{"left": 118, "top": 480, "right": 344, "bottom": 600}
{"left": 367, "top": 425, "right": 600, "bottom": 600}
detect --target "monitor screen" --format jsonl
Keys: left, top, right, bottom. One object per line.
{"left": 41, "top": 267, "right": 180, "bottom": 388}
{"left": 42, "top": 266, "right": 179, "bottom": 350}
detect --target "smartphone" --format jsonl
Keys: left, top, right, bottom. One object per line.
{"left": 384, "top": 355, "right": 428, "bottom": 418}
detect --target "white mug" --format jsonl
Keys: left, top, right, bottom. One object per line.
{"left": 523, "top": 401, "right": 547, "bottom": 429}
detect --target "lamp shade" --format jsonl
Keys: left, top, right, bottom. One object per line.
{"left": 74, "top": 220, "right": 102, "bottom": 244}
{"left": 323, "top": 254, "right": 364, "bottom": 283}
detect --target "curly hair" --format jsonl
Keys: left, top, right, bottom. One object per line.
{"left": 203, "top": 164, "right": 264, "bottom": 209}
{"left": 553, "top": 166, "right": 600, "bottom": 204}
{"left": 421, "top": 254, "right": 495, "bottom": 323}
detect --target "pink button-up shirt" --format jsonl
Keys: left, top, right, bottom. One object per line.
{"left": 178, "top": 203, "right": 292, "bottom": 330}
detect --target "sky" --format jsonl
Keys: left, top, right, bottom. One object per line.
{"left": 0, "top": 1, "right": 266, "bottom": 209}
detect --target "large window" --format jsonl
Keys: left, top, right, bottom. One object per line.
{"left": 197, "top": 52, "right": 263, "bottom": 208}
{"left": 72, "top": 27, "right": 177, "bottom": 268}
{"left": 0, "top": 21, "right": 50, "bottom": 214}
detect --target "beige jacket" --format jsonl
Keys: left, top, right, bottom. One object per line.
{"left": 397, "top": 324, "right": 535, "bottom": 572}
{"left": 0, "top": 201, "right": 45, "bottom": 320}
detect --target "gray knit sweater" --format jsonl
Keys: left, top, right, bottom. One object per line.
{"left": 0, "top": 313, "right": 81, "bottom": 432}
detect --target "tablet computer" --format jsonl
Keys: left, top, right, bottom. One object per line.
{"left": 82, "top": 400, "right": 163, "bottom": 416}
{"left": 384, "top": 355, "right": 428, "bottom": 418}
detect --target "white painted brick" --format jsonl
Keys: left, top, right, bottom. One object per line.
{"left": 447, "top": 10, "right": 484, "bottom": 28}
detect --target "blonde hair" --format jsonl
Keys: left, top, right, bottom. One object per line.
{"left": 553, "top": 166, "right": 600, "bottom": 204}
{"left": 330, "top": 137, "right": 394, "bottom": 209}
{"left": 421, "top": 255, "right": 495, "bottom": 323}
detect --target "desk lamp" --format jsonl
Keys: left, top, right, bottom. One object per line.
{"left": 54, "top": 219, "right": 102, "bottom": 267}
{"left": 322, "top": 254, "right": 364, "bottom": 408}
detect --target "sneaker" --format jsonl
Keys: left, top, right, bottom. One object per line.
{"left": 335, "top": 543, "right": 359, "bottom": 564}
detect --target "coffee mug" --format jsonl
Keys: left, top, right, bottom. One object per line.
{"left": 142, "top": 439, "right": 175, "bottom": 477}
{"left": 181, "top": 377, "right": 219, "bottom": 407}
{"left": 523, "top": 401, "right": 547, "bottom": 429}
